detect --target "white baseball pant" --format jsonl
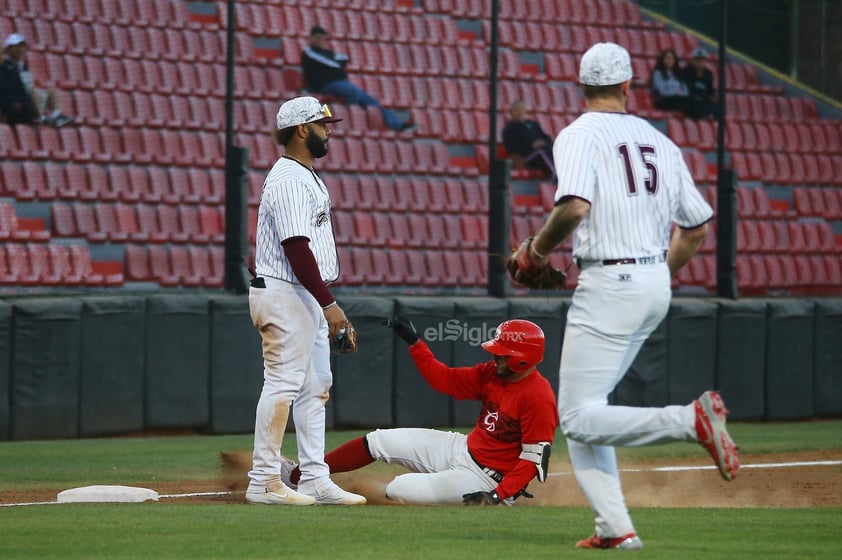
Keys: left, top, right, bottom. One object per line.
{"left": 365, "top": 428, "right": 497, "bottom": 504}
{"left": 248, "top": 277, "right": 333, "bottom": 490}
{"left": 558, "top": 263, "right": 697, "bottom": 537}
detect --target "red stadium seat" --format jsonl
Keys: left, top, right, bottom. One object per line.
{"left": 43, "top": 244, "right": 81, "bottom": 285}
{"left": 178, "top": 205, "right": 211, "bottom": 243}
{"left": 169, "top": 245, "right": 202, "bottom": 287}
{"left": 198, "top": 205, "right": 225, "bottom": 243}
{"left": 331, "top": 210, "right": 354, "bottom": 246}
{"left": 156, "top": 204, "right": 189, "bottom": 243}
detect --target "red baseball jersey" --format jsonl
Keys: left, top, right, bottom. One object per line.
{"left": 409, "top": 341, "right": 559, "bottom": 499}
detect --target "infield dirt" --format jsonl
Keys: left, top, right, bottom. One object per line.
{"left": 3, "top": 450, "right": 839, "bottom": 508}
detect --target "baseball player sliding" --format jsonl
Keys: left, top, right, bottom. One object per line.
{"left": 508, "top": 43, "right": 739, "bottom": 549}
{"left": 246, "top": 96, "right": 364, "bottom": 506}
{"left": 280, "top": 317, "right": 558, "bottom": 505}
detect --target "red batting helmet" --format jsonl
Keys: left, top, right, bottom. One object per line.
{"left": 481, "top": 320, "right": 545, "bottom": 373}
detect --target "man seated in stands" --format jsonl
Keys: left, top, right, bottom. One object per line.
{"left": 650, "top": 48, "right": 689, "bottom": 115}
{"left": 0, "top": 34, "right": 74, "bottom": 127}
{"left": 502, "top": 100, "right": 556, "bottom": 180}
{"left": 682, "top": 47, "right": 718, "bottom": 120}
{"left": 300, "top": 26, "right": 414, "bottom": 132}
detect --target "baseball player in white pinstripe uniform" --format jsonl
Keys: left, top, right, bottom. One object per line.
{"left": 246, "top": 96, "right": 365, "bottom": 506}
{"left": 520, "top": 43, "right": 739, "bottom": 549}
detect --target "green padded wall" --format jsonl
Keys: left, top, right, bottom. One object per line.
{"left": 766, "top": 300, "right": 815, "bottom": 419}
{"left": 612, "top": 319, "right": 669, "bottom": 407}
{"left": 0, "top": 302, "right": 11, "bottom": 441}
{"left": 393, "top": 297, "right": 455, "bottom": 426}
{"left": 716, "top": 300, "right": 767, "bottom": 419}
{"left": 208, "top": 296, "right": 263, "bottom": 434}
{"left": 330, "top": 296, "right": 395, "bottom": 428}
{"left": 814, "top": 300, "right": 842, "bottom": 416}
{"left": 667, "top": 299, "right": 719, "bottom": 403}
{"left": 144, "top": 295, "right": 210, "bottom": 429}
{"left": 79, "top": 297, "right": 146, "bottom": 436}
{"left": 10, "top": 298, "right": 82, "bottom": 440}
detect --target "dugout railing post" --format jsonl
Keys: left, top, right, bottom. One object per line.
{"left": 715, "top": 0, "right": 739, "bottom": 299}
{"left": 716, "top": 167, "right": 739, "bottom": 299}
{"left": 224, "top": 145, "right": 251, "bottom": 294}
{"left": 487, "top": 157, "right": 511, "bottom": 298}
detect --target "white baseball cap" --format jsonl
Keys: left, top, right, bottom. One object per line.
{"left": 578, "top": 42, "right": 633, "bottom": 86}
{"left": 4, "top": 33, "right": 26, "bottom": 47}
{"left": 275, "top": 96, "right": 342, "bottom": 130}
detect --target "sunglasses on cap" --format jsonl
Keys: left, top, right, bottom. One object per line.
{"left": 310, "top": 103, "right": 342, "bottom": 124}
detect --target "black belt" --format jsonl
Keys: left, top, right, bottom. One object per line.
{"left": 577, "top": 252, "right": 667, "bottom": 269}
{"left": 468, "top": 449, "right": 504, "bottom": 483}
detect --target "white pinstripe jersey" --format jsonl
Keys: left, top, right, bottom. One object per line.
{"left": 552, "top": 111, "right": 714, "bottom": 261}
{"left": 254, "top": 156, "right": 339, "bottom": 283}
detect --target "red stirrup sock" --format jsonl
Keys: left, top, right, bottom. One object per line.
{"left": 290, "top": 436, "right": 374, "bottom": 485}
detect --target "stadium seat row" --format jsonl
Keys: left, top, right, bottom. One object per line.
{"left": 5, "top": 0, "right": 191, "bottom": 28}
{"left": 332, "top": 210, "right": 487, "bottom": 250}
{"left": 6, "top": 18, "right": 249, "bottom": 61}
{"left": 736, "top": 220, "right": 839, "bottom": 254}
{"left": 1, "top": 161, "right": 224, "bottom": 205}
{"left": 334, "top": 246, "right": 489, "bottom": 288}
{"left": 421, "top": 0, "right": 650, "bottom": 28}
{"left": 792, "top": 187, "right": 842, "bottom": 220}
{"left": 730, "top": 152, "right": 842, "bottom": 186}
{"left": 33, "top": 53, "right": 279, "bottom": 99}
{"left": 670, "top": 118, "right": 842, "bottom": 155}
{"left": 331, "top": 175, "right": 489, "bottom": 214}
{"left": 225, "top": 3, "right": 456, "bottom": 45}
{"left": 51, "top": 202, "right": 225, "bottom": 245}
{"left": 124, "top": 244, "right": 224, "bottom": 288}
{"left": 0, "top": 125, "right": 227, "bottom": 168}
{"left": 0, "top": 241, "right": 122, "bottom": 286}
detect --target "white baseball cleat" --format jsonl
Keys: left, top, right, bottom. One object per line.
{"left": 695, "top": 390, "right": 740, "bottom": 481}
{"left": 298, "top": 478, "right": 366, "bottom": 505}
{"left": 245, "top": 482, "right": 315, "bottom": 506}
{"left": 280, "top": 455, "right": 298, "bottom": 490}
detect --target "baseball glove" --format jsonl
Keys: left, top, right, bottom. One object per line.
{"left": 334, "top": 320, "right": 358, "bottom": 354}
{"left": 506, "top": 237, "right": 567, "bottom": 290}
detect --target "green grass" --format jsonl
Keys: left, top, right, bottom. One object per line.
{"left": 1, "top": 421, "right": 841, "bottom": 559}
{"left": 2, "top": 504, "right": 840, "bottom": 559}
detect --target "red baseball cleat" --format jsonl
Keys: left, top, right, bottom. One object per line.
{"left": 575, "top": 533, "right": 643, "bottom": 550}
{"left": 695, "top": 390, "right": 740, "bottom": 481}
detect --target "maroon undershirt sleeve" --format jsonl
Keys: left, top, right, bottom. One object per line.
{"left": 281, "top": 236, "right": 335, "bottom": 308}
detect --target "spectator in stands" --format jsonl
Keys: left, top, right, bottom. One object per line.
{"left": 0, "top": 35, "right": 39, "bottom": 125}
{"left": 0, "top": 34, "right": 74, "bottom": 127}
{"left": 301, "top": 26, "right": 414, "bottom": 132}
{"left": 682, "top": 47, "right": 717, "bottom": 120}
{"left": 650, "top": 49, "right": 689, "bottom": 114}
{"left": 502, "top": 100, "right": 556, "bottom": 180}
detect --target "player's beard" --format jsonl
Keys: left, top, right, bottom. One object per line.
{"left": 493, "top": 357, "right": 516, "bottom": 379}
{"left": 306, "top": 128, "right": 329, "bottom": 159}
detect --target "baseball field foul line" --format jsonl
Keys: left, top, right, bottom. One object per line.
{"left": 2, "top": 460, "right": 840, "bottom": 508}
{"left": 546, "top": 459, "right": 842, "bottom": 477}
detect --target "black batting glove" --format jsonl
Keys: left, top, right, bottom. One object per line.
{"left": 462, "top": 491, "right": 501, "bottom": 506}
{"left": 382, "top": 315, "right": 419, "bottom": 345}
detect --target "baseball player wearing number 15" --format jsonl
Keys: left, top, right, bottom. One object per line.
{"left": 513, "top": 43, "right": 739, "bottom": 549}
{"left": 246, "top": 96, "right": 365, "bottom": 507}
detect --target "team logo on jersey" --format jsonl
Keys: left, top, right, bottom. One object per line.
{"left": 478, "top": 403, "right": 521, "bottom": 442}
{"left": 483, "top": 410, "right": 499, "bottom": 432}
{"left": 316, "top": 211, "right": 329, "bottom": 226}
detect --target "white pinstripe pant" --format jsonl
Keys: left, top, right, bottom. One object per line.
{"left": 558, "top": 262, "right": 696, "bottom": 537}
{"left": 248, "top": 278, "right": 333, "bottom": 489}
